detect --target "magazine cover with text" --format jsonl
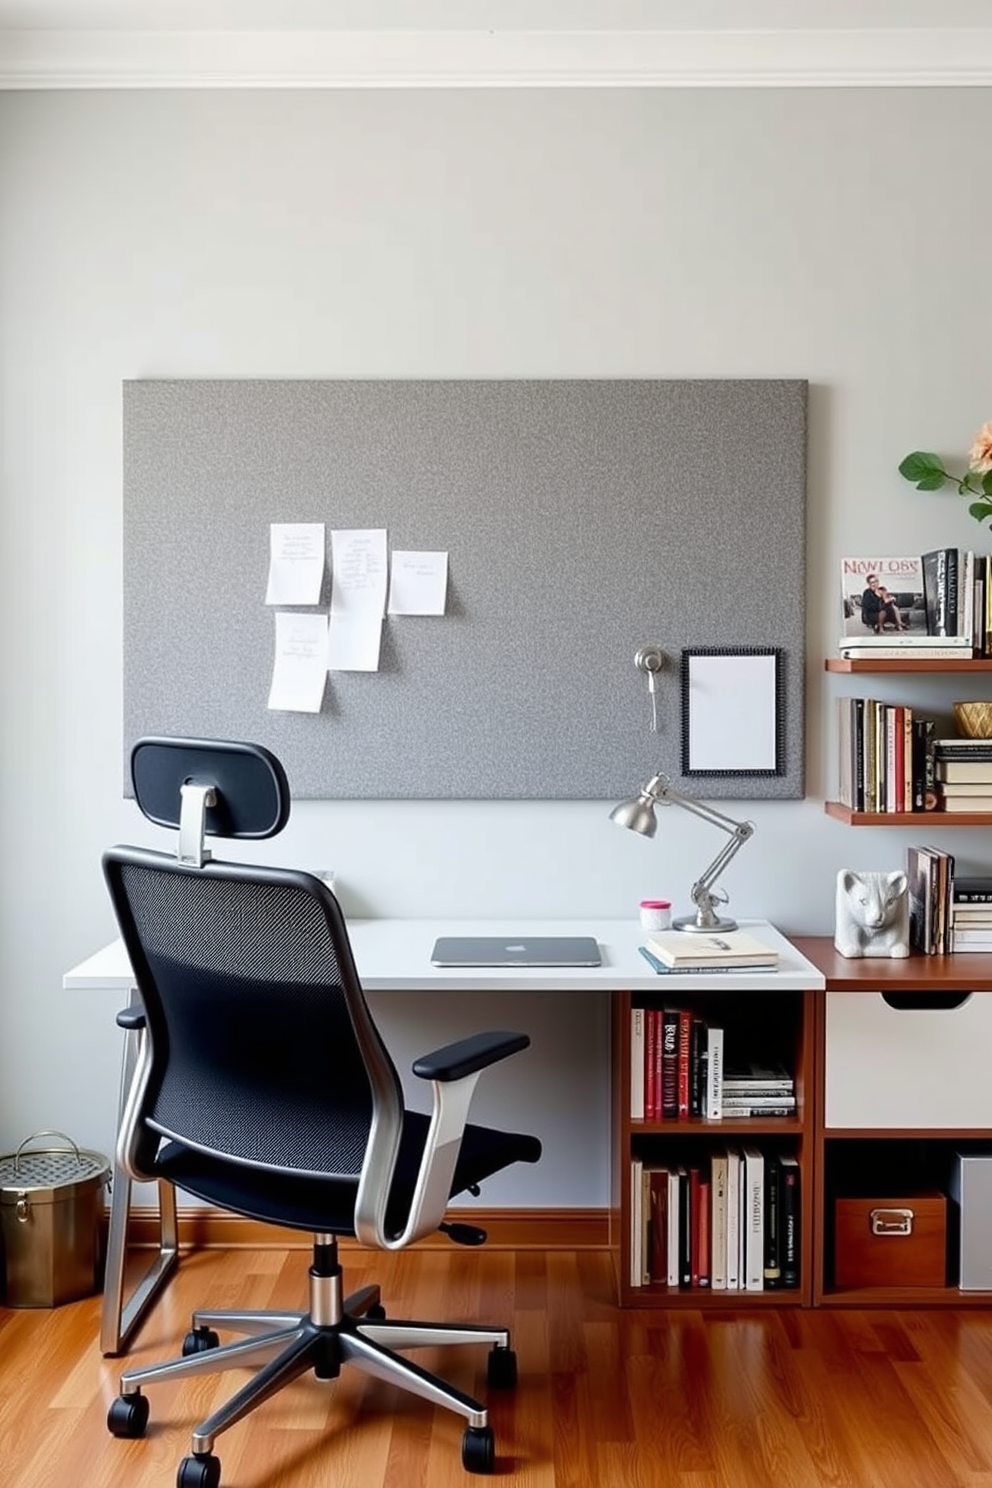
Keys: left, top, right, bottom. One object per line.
{"left": 840, "top": 556, "right": 926, "bottom": 639}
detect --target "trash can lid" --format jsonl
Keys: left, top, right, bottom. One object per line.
{"left": 0, "top": 1131, "right": 110, "bottom": 1202}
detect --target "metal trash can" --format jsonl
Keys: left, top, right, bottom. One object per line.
{"left": 0, "top": 1131, "right": 111, "bottom": 1307}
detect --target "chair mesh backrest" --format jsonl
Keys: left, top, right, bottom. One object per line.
{"left": 106, "top": 855, "right": 402, "bottom": 1180}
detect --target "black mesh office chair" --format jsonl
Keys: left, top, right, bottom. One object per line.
{"left": 103, "top": 738, "right": 541, "bottom": 1488}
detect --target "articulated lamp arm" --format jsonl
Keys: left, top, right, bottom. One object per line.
{"left": 610, "top": 773, "right": 756, "bottom": 933}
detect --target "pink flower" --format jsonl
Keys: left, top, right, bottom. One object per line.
{"left": 969, "top": 420, "right": 992, "bottom": 473}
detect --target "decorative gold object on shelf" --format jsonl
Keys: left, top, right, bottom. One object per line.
{"left": 953, "top": 700, "right": 992, "bottom": 738}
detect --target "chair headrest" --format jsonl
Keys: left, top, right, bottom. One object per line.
{"left": 130, "top": 737, "right": 290, "bottom": 840}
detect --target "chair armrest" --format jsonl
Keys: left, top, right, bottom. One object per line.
{"left": 412, "top": 1031, "right": 529, "bottom": 1083}
{"left": 116, "top": 1007, "right": 146, "bottom": 1031}
{"left": 357, "top": 1031, "right": 531, "bottom": 1251}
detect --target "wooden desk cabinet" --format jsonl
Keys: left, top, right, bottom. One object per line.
{"left": 611, "top": 941, "right": 992, "bottom": 1310}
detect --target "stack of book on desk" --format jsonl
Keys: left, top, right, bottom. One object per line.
{"left": 721, "top": 1060, "right": 796, "bottom": 1119}
{"left": 949, "top": 874, "right": 992, "bottom": 953}
{"left": 639, "top": 929, "right": 779, "bottom": 974}
{"left": 934, "top": 737, "right": 992, "bottom": 813}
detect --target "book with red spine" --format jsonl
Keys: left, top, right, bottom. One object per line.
{"left": 661, "top": 1009, "right": 679, "bottom": 1119}
{"left": 643, "top": 1008, "right": 657, "bottom": 1120}
{"left": 677, "top": 1009, "right": 692, "bottom": 1119}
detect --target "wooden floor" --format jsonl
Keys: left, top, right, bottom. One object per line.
{"left": 5, "top": 1245, "right": 992, "bottom": 1487}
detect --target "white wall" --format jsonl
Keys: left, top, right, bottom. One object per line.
{"left": 2, "top": 86, "right": 991, "bottom": 1204}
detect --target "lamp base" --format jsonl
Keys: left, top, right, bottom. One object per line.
{"left": 672, "top": 913, "right": 739, "bottom": 933}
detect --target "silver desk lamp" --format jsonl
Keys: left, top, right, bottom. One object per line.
{"left": 610, "top": 773, "right": 755, "bottom": 933}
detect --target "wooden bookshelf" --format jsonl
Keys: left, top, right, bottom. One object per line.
{"left": 611, "top": 985, "right": 815, "bottom": 1309}
{"left": 825, "top": 802, "right": 992, "bottom": 826}
{"left": 826, "top": 657, "right": 992, "bottom": 673}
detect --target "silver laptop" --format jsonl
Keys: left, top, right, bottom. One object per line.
{"left": 430, "top": 935, "right": 601, "bottom": 968}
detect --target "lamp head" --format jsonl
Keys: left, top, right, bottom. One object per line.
{"left": 609, "top": 790, "right": 658, "bottom": 838}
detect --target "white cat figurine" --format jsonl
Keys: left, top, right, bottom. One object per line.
{"left": 834, "top": 869, "right": 910, "bottom": 958}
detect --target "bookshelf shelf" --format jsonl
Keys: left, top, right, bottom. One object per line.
{"left": 826, "top": 657, "right": 992, "bottom": 673}
{"left": 824, "top": 802, "right": 992, "bottom": 826}
{"left": 630, "top": 1116, "right": 804, "bottom": 1136}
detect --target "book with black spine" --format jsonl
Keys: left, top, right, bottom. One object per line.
{"left": 763, "top": 1153, "right": 782, "bottom": 1289}
{"left": 779, "top": 1156, "right": 801, "bottom": 1289}
{"left": 689, "top": 1016, "right": 707, "bottom": 1118}
{"left": 953, "top": 876, "right": 992, "bottom": 903}
{"left": 911, "top": 717, "right": 937, "bottom": 812}
{"left": 922, "top": 547, "right": 960, "bottom": 636}
{"left": 722, "top": 1060, "right": 793, "bottom": 1091}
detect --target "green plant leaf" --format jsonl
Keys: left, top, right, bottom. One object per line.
{"left": 898, "top": 451, "right": 945, "bottom": 483}
{"left": 914, "top": 472, "right": 949, "bottom": 491}
{"left": 983, "top": 470, "right": 992, "bottom": 495}
{"left": 969, "top": 500, "right": 992, "bottom": 524}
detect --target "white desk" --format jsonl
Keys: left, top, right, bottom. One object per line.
{"left": 65, "top": 918, "right": 824, "bottom": 1353}
{"left": 66, "top": 917, "right": 823, "bottom": 994}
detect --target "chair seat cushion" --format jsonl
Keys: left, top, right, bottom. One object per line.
{"left": 155, "top": 1112, "right": 541, "bottom": 1237}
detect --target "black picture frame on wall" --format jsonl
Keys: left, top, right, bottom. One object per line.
{"left": 681, "top": 647, "right": 785, "bottom": 778}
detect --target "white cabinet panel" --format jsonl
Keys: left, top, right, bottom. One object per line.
{"left": 825, "top": 991, "right": 992, "bottom": 1129}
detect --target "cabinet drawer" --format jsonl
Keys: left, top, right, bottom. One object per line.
{"left": 825, "top": 991, "right": 992, "bottom": 1129}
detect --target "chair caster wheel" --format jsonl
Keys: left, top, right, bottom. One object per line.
{"left": 462, "top": 1424, "right": 495, "bottom": 1474}
{"left": 107, "top": 1391, "right": 149, "bottom": 1438}
{"left": 177, "top": 1451, "right": 221, "bottom": 1488}
{"left": 487, "top": 1345, "right": 517, "bottom": 1389}
{"left": 366, "top": 1303, "right": 386, "bottom": 1321}
{"left": 182, "top": 1327, "right": 220, "bottom": 1356}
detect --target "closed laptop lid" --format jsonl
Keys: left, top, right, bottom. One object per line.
{"left": 430, "top": 935, "right": 601, "bottom": 968}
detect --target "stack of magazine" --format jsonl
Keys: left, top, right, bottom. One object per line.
{"left": 839, "top": 552, "right": 987, "bottom": 658}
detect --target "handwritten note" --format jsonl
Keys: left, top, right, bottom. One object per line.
{"left": 328, "top": 528, "right": 387, "bottom": 672}
{"left": 387, "top": 550, "right": 448, "bottom": 616}
{"left": 267, "top": 612, "right": 328, "bottom": 712}
{"left": 264, "top": 523, "right": 325, "bottom": 606}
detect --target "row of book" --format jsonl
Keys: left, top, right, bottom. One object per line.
{"left": 839, "top": 550, "right": 992, "bottom": 658}
{"left": 836, "top": 704, "right": 992, "bottom": 815}
{"left": 630, "top": 1147, "right": 801, "bottom": 1291}
{"left": 906, "top": 855, "right": 992, "bottom": 955}
{"left": 630, "top": 1007, "right": 796, "bottom": 1121}
{"left": 910, "top": 868, "right": 992, "bottom": 958}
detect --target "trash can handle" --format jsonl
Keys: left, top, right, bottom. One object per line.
{"left": 13, "top": 1130, "right": 83, "bottom": 1175}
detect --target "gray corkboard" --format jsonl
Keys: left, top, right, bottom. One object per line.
{"left": 123, "top": 379, "right": 806, "bottom": 800}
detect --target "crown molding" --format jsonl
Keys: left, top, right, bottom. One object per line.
{"left": 2, "top": 27, "right": 992, "bottom": 89}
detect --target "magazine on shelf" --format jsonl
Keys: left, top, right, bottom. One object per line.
{"left": 840, "top": 556, "right": 927, "bottom": 642}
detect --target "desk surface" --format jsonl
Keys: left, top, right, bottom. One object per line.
{"left": 64, "top": 918, "right": 825, "bottom": 993}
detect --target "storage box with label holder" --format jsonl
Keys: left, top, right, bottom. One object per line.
{"left": 834, "top": 1191, "right": 947, "bottom": 1289}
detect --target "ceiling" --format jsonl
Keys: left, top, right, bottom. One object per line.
{"left": 1, "top": 0, "right": 991, "bottom": 86}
